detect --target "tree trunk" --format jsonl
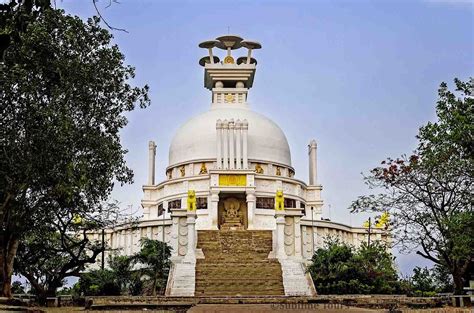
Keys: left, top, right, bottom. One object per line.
{"left": 452, "top": 271, "right": 465, "bottom": 295}
{"left": 22, "top": 272, "right": 46, "bottom": 303}
{"left": 0, "top": 241, "right": 4, "bottom": 289}
{"left": 1, "top": 235, "right": 19, "bottom": 298}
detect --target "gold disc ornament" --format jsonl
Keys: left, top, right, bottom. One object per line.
{"left": 224, "top": 55, "right": 235, "bottom": 64}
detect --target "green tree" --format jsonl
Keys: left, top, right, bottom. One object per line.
{"left": 352, "top": 242, "right": 399, "bottom": 294}
{"left": 411, "top": 267, "right": 436, "bottom": 296}
{"left": 13, "top": 203, "right": 125, "bottom": 301}
{"left": 108, "top": 254, "right": 134, "bottom": 293}
{"left": 76, "top": 253, "right": 148, "bottom": 296}
{"left": 77, "top": 268, "right": 121, "bottom": 296}
{"left": 308, "top": 238, "right": 400, "bottom": 294}
{"left": 10, "top": 281, "right": 25, "bottom": 294}
{"left": 431, "top": 263, "right": 453, "bottom": 293}
{"left": 350, "top": 78, "right": 473, "bottom": 294}
{"left": 0, "top": 1, "right": 149, "bottom": 297}
{"left": 134, "top": 238, "right": 171, "bottom": 296}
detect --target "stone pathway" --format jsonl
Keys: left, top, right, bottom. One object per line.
{"left": 188, "top": 303, "right": 378, "bottom": 312}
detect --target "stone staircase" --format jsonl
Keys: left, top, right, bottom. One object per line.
{"left": 195, "top": 230, "right": 285, "bottom": 296}
{"left": 166, "top": 260, "right": 196, "bottom": 296}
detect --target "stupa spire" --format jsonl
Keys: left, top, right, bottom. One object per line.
{"left": 198, "top": 35, "right": 262, "bottom": 105}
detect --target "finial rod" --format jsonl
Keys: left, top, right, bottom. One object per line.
{"left": 247, "top": 49, "right": 252, "bottom": 64}
{"left": 208, "top": 48, "right": 214, "bottom": 64}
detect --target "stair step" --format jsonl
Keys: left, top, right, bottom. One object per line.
{"left": 195, "top": 230, "right": 284, "bottom": 296}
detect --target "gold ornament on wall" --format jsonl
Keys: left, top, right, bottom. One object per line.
{"left": 187, "top": 190, "right": 196, "bottom": 211}
{"left": 275, "top": 190, "right": 284, "bottom": 211}
{"left": 224, "top": 55, "right": 235, "bottom": 64}
{"left": 199, "top": 162, "right": 208, "bottom": 174}
{"left": 179, "top": 165, "right": 185, "bottom": 177}
{"left": 276, "top": 166, "right": 281, "bottom": 176}
{"left": 166, "top": 170, "right": 172, "bottom": 180}
{"left": 219, "top": 174, "right": 246, "bottom": 186}
{"left": 255, "top": 163, "right": 264, "bottom": 174}
{"left": 224, "top": 93, "right": 235, "bottom": 103}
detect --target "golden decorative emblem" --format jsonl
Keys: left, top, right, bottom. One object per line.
{"left": 224, "top": 55, "right": 235, "bottom": 64}
{"left": 275, "top": 190, "right": 284, "bottom": 211}
{"left": 179, "top": 165, "right": 185, "bottom": 177}
{"left": 199, "top": 162, "right": 208, "bottom": 174}
{"left": 255, "top": 164, "right": 264, "bottom": 174}
{"left": 219, "top": 174, "right": 246, "bottom": 186}
{"left": 276, "top": 166, "right": 281, "bottom": 176}
{"left": 224, "top": 93, "right": 235, "bottom": 103}
{"left": 187, "top": 190, "right": 196, "bottom": 211}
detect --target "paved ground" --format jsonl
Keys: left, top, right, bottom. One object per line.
{"left": 188, "top": 303, "right": 377, "bottom": 312}
{"left": 37, "top": 305, "right": 473, "bottom": 313}
{"left": 2, "top": 304, "right": 471, "bottom": 313}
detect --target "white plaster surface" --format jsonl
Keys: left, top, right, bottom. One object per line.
{"left": 169, "top": 107, "right": 292, "bottom": 167}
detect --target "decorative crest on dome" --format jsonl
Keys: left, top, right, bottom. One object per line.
{"left": 198, "top": 35, "right": 261, "bottom": 93}
{"left": 199, "top": 35, "right": 261, "bottom": 67}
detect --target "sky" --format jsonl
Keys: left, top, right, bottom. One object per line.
{"left": 56, "top": 0, "right": 473, "bottom": 275}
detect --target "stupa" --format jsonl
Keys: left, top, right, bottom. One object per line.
{"left": 93, "top": 34, "right": 390, "bottom": 297}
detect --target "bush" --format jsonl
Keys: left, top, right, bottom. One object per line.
{"left": 77, "top": 269, "right": 121, "bottom": 296}
{"left": 77, "top": 241, "right": 172, "bottom": 296}
{"left": 11, "top": 281, "right": 25, "bottom": 294}
{"left": 308, "top": 238, "right": 400, "bottom": 294}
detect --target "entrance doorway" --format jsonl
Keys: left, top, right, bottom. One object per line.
{"left": 218, "top": 194, "right": 248, "bottom": 230}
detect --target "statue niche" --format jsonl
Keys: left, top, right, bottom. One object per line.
{"left": 219, "top": 197, "right": 246, "bottom": 230}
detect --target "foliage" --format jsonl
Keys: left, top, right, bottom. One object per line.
{"left": 76, "top": 268, "right": 121, "bottom": 296}
{"left": 431, "top": 263, "right": 454, "bottom": 293}
{"left": 411, "top": 267, "right": 437, "bottom": 296}
{"left": 13, "top": 207, "right": 122, "bottom": 301}
{"left": 399, "top": 265, "right": 454, "bottom": 296}
{"left": 308, "top": 238, "right": 400, "bottom": 294}
{"left": 0, "top": 1, "right": 149, "bottom": 297}
{"left": 77, "top": 240, "right": 172, "bottom": 297}
{"left": 133, "top": 238, "right": 171, "bottom": 296}
{"left": 108, "top": 254, "right": 134, "bottom": 292}
{"left": 350, "top": 78, "right": 473, "bottom": 294}
{"left": 11, "top": 281, "right": 25, "bottom": 294}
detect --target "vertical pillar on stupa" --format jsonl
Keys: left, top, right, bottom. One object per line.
{"left": 216, "top": 120, "right": 223, "bottom": 169}
{"left": 246, "top": 190, "right": 256, "bottom": 230}
{"left": 274, "top": 210, "right": 287, "bottom": 259}
{"left": 308, "top": 139, "right": 317, "bottom": 185}
{"left": 148, "top": 141, "right": 156, "bottom": 185}
{"left": 242, "top": 120, "right": 249, "bottom": 169}
{"left": 210, "top": 190, "right": 219, "bottom": 230}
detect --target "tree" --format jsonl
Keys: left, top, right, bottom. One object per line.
{"left": 77, "top": 268, "right": 121, "bottom": 296}
{"left": 13, "top": 203, "right": 125, "bottom": 301}
{"left": 431, "top": 263, "right": 454, "bottom": 293}
{"left": 0, "top": 3, "right": 150, "bottom": 297}
{"left": 107, "top": 254, "right": 134, "bottom": 293}
{"left": 10, "top": 281, "right": 25, "bottom": 294}
{"left": 350, "top": 78, "right": 473, "bottom": 294}
{"left": 76, "top": 239, "right": 172, "bottom": 297}
{"left": 134, "top": 238, "right": 171, "bottom": 296}
{"left": 308, "top": 238, "right": 400, "bottom": 294}
{"left": 411, "top": 267, "right": 437, "bottom": 296}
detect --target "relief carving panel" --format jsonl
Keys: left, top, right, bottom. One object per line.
{"left": 284, "top": 217, "right": 295, "bottom": 256}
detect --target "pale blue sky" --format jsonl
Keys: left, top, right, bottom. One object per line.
{"left": 57, "top": 0, "right": 473, "bottom": 274}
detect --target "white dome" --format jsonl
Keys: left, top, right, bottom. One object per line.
{"left": 169, "top": 106, "right": 292, "bottom": 167}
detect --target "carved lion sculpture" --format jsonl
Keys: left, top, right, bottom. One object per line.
{"left": 187, "top": 190, "right": 196, "bottom": 211}
{"left": 275, "top": 190, "right": 284, "bottom": 211}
